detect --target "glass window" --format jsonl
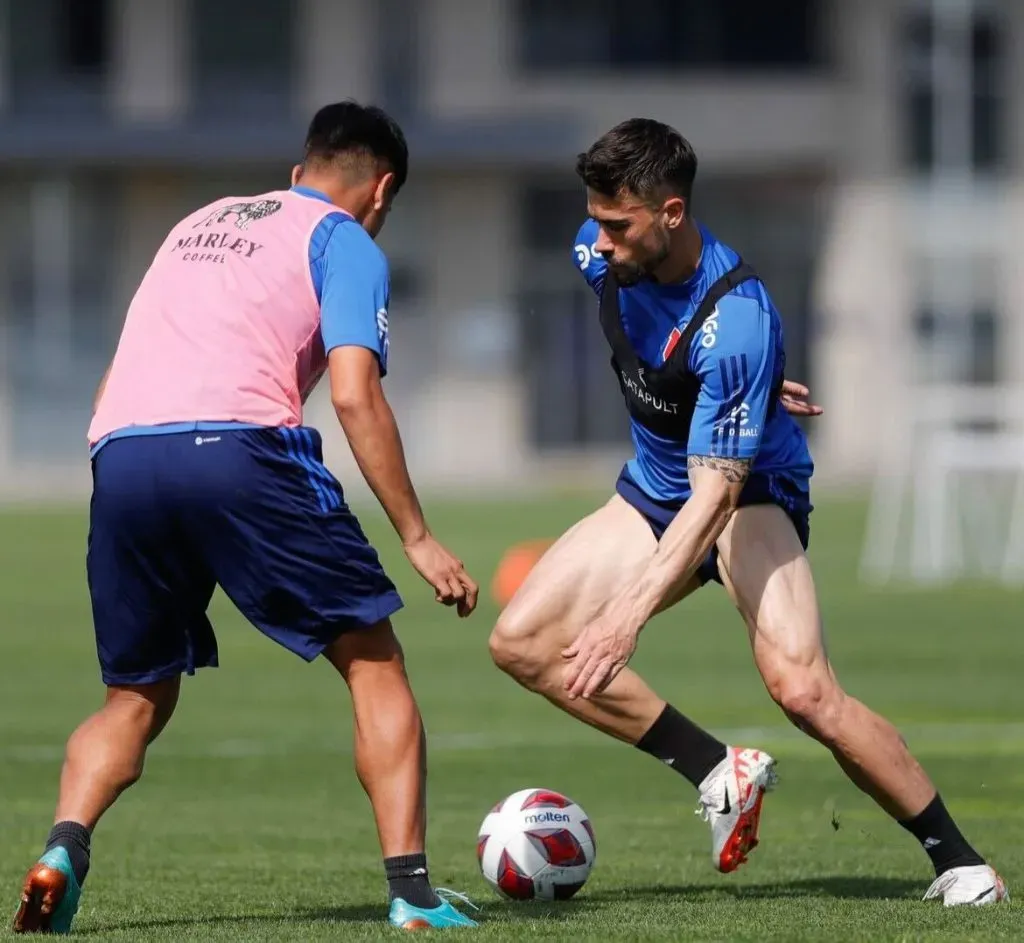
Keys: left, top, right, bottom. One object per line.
{"left": 517, "top": 0, "right": 821, "bottom": 72}
{"left": 189, "top": 0, "right": 294, "bottom": 121}
{"left": 0, "top": 173, "right": 121, "bottom": 465}
{"left": 912, "top": 256, "right": 1000, "bottom": 386}
{"left": 901, "top": 3, "right": 1004, "bottom": 174}
{"left": 6, "top": 0, "right": 110, "bottom": 116}
{"left": 913, "top": 306, "right": 998, "bottom": 387}
{"left": 971, "top": 15, "right": 1002, "bottom": 170}
{"left": 518, "top": 178, "right": 629, "bottom": 448}
{"left": 375, "top": 0, "right": 421, "bottom": 118}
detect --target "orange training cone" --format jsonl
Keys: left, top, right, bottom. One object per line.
{"left": 491, "top": 539, "right": 553, "bottom": 609}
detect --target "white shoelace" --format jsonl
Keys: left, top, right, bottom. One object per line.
{"left": 435, "top": 887, "right": 481, "bottom": 912}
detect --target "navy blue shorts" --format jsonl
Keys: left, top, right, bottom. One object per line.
{"left": 615, "top": 465, "right": 811, "bottom": 585}
{"left": 87, "top": 427, "right": 403, "bottom": 686}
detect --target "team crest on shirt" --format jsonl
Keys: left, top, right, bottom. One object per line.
{"left": 661, "top": 327, "right": 682, "bottom": 361}
{"left": 193, "top": 199, "right": 283, "bottom": 231}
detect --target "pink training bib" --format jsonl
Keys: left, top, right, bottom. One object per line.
{"left": 89, "top": 190, "right": 345, "bottom": 445}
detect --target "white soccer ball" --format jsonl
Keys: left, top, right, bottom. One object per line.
{"left": 477, "top": 788, "right": 596, "bottom": 901}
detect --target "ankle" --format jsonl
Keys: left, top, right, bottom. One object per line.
{"left": 44, "top": 821, "right": 92, "bottom": 887}
{"left": 635, "top": 703, "right": 728, "bottom": 789}
{"left": 385, "top": 853, "right": 438, "bottom": 909}
{"left": 899, "top": 794, "right": 985, "bottom": 875}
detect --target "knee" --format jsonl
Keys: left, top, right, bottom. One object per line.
{"left": 767, "top": 672, "right": 845, "bottom": 743}
{"left": 488, "top": 612, "right": 551, "bottom": 688}
{"left": 108, "top": 681, "right": 180, "bottom": 743}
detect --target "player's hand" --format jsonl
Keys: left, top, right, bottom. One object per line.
{"left": 779, "top": 379, "right": 823, "bottom": 417}
{"left": 403, "top": 535, "right": 479, "bottom": 618}
{"left": 561, "top": 612, "right": 641, "bottom": 701}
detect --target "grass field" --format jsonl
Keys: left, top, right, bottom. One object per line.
{"left": 0, "top": 494, "right": 1022, "bottom": 941}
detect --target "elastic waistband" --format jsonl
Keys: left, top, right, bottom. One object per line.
{"left": 90, "top": 421, "right": 276, "bottom": 458}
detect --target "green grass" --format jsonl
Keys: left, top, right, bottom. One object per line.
{"left": 1, "top": 494, "right": 1022, "bottom": 941}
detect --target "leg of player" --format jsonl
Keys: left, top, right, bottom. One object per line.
{"left": 716, "top": 504, "right": 1009, "bottom": 906}
{"left": 322, "top": 619, "right": 476, "bottom": 930}
{"left": 489, "top": 495, "right": 775, "bottom": 873}
{"left": 12, "top": 679, "right": 180, "bottom": 934}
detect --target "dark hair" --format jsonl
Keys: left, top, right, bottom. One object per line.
{"left": 576, "top": 118, "right": 697, "bottom": 207}
{"left": 303, "top": 100, "right": 409, "bottom": 193}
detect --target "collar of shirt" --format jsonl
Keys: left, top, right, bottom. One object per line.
{"left": 290, "top": 184, "right": 333, "bottom": 204}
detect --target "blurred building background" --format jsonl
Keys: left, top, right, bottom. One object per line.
{"left": 1, "top": 0, "right": 1022, "bottom": 503}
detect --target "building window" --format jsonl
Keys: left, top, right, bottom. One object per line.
{"left": 375, "top": 0, "right": 421, "bottom": 118}
{"left": 7, "top": 0, "right": 110, "bottom": 116}
{"left": 902, "top": 2, "right": 1004, "bottom": 174}
{"left": 912, "top": 256, "right": 1000, "bottom": 386}
{"left": 913, "top": 308, "right": 998, "bottom": 386}
{"left": 189, "top": 0, "right": 294, "bottom": 121}
{"left": 518, "top": 179, "right": 631, "bottom": 449}
{"left": 0, "top": 174, "right": 121, "bottom": 465}
{"left": 517, "top": 0, "right": 821, "bottom": 72}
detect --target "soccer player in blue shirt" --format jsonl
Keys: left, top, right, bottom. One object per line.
{"left": 489, "top": 119, "right": 1007, "bottom": 906}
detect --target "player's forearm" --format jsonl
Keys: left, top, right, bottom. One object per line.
{"left": 334, "top": 396, "right": 429, "bottom": 546}
{"left": 627, "top": 486, "right": 734, "bottom": 625}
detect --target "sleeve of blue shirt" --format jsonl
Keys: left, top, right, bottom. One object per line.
{"left": 572, "top": 218, "right": 607, "bottom": 296}
{"left": 686, "top": 293, "right": 776, "bottom": 461}
{"left": 309, "top": 213, "right": 391, "bottom": 376}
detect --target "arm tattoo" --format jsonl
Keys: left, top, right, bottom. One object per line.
{"left": 687, "top": 454, "right": 752, "bottom": 484}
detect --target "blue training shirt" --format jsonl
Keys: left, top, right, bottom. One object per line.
{"left": 90, "top": 185, "right": 388, "bottom": 456}
{"left": 298, "top": 185, "right": 390, "bottom": 374}
{"left": 574, "top": 218, "right": 813, "bottom": 503}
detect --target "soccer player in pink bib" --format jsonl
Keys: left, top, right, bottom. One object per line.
{"left": 13, "top": 101, "right": 479, "bottom": 933}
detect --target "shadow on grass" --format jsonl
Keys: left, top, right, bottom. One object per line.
{"left": 75, "top": 876, "right": 924, "bottom": 934}
{"left": 76, "top": 904, "right": 388, "bottom": 935}
{"left": 580, "top": 875, "right": 924, "bottom": 905}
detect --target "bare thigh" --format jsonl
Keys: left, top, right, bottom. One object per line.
{"left": 496, "top": 494, "right": 702, "bottom": 650}
{"left": 715, "top": 504, "right": 831, "bottom": 702}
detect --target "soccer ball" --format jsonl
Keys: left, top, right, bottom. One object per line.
{"left": 477, "top": 788, "right": 596, "bottom": 901}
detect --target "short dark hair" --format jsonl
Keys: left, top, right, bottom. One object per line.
{"left": 576, "top": 118, "right": 697, "bottom": 207}
{"left": 303, "top": 100, "right": 409, "bottom": 193}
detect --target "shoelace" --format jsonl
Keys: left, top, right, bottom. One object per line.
{"left": 435, "top": 888, "right": 481, "bottom": 913}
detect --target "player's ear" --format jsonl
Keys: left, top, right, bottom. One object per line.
{"left": 290, "top": 164, "right": 303, "bottom": 187}
{"left": 662, "top": 196, "right": 686, "bottom": 231}
{"left": 373, "top": 171, "right": 396, "bottom": 212}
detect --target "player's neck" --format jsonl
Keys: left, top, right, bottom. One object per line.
{"left": 292, "top": 172, "right": 372, "bottom": 223}
{"left": 650, "top": 220, "right": 703, "bottom": 286}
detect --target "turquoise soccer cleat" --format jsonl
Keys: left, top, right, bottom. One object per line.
{"left": 12, "top": 846, "right": 82, "bottom": 934}
{"left": 388, "top": 888, "right": 479, "bottom": 929}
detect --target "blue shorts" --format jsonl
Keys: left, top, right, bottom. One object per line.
{"left": 615, "top": 465, "right": 811, "bottom": 585}
{"left": 87, "top": 427, "right": 403, "bottom": 686}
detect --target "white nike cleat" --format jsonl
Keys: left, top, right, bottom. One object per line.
{"left": 923, "top": 865, "right": 1009, "bottom": 907}
{"left": 695, "top": 746, "right": 778, "bottom": 873}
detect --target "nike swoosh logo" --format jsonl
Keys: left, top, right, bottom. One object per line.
{"left": 968, "top": 886, "right": 995, "bottom": 904}
{"left": 719, "top": 794, "right": 731, "bottom": 815}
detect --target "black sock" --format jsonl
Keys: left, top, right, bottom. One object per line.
{"left": 385, "top": 854, "right": 438, "bottom": 909}
{"left": 44, "top": 821, "right": 91, "bottom": 887}
{"left": 635, "top": 703, "right": 728, "bottom": 789}
{"left": 898, "top": 793, "right": 985, "bottom": 876}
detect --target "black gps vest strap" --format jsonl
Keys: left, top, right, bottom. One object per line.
{"left": 597, "top": 258, "right": 787, "bottom": 440}
{"left": 600, "top": 260, "right": 760, "bottom": 378}
{"left": 672, "top": 262, "right": 758, "bottom": 367}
